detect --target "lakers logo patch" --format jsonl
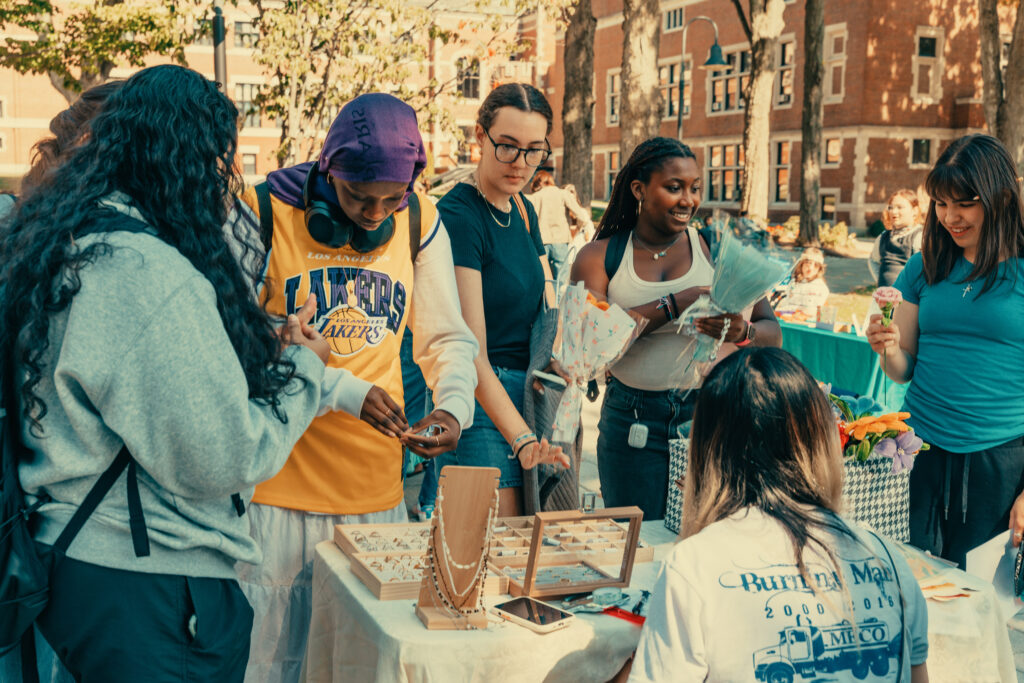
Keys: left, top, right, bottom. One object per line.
{"left": 319, "top": 305, "right": 390, "bottom": 357}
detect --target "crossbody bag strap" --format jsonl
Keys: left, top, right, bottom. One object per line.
{"left": 52, "top": 447, "right": 132, "bottom": 554}
{"left": 254, "top": 182, "right": 274, "bottom": 254}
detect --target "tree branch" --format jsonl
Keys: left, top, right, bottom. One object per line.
{"left": 729, "top": 0, "right": 753, "bottom": 42}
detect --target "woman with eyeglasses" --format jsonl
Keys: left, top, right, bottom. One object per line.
{"left": 439, "top": 83, "right": 570, "bottom": 515}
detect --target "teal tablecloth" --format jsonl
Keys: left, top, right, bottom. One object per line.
{"left": 779, "top": 321, "right": 909, "bottom": 410}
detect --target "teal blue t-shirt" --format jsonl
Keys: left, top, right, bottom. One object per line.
{"left": 895, "top": 252, "right": 1024, "bottom": 452}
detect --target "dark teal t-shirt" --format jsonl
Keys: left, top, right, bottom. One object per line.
{"left": 895, "top": 252, "right": 1024, "bottom": 451}
{"left": 439, "top": 183, "right": 544, "bottom": 371}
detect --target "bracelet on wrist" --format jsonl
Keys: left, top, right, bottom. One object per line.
{"left": 657, "top": 295, "right": 676, "bottom": 321}
{"left": 669, "top": 293, "right": 679, "bottom": 318}
{"left": 514, "top": 438, "right": 538, "bottom": 460}
{"left": 512, "top": 431, "right": 537, "bottom": 449}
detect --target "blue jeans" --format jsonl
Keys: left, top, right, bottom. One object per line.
{"left": 544, "top": 243, "right": 570, "bottom": 287}
{"left": 596, "top": 377, "right": 697, "bottom": 521}
{"left": 451, "top": 366, "right": 526, "bottom": 489}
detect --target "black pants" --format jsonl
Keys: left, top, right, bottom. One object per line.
{"left": 35, "top": 551, "right": 253, "bottom": 683}
{"left": 909, "top": 436, "right": 1024, "bottom": 568}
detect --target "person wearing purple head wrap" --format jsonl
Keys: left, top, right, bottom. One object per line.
{"left": 238, "top": 93, "right": 479, "bottom": 683}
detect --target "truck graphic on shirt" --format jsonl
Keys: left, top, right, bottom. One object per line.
{"left": 752, "top": 618, "right": 900, "bottom": 682}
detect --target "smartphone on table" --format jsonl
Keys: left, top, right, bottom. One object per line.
{"left": 491, "top": 596, "right": 576, "bottom": 634}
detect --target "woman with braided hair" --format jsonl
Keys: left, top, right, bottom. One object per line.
{"left": 571, "top": 137, "right": 780, "bottom": 521}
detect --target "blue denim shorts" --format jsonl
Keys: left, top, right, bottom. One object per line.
{"left": 451, "top": 366, "right": 526, "bottom": 489}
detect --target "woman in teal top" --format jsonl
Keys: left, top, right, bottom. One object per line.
{"left": 866, "top": 134, "right": 1024, "bottom": 567}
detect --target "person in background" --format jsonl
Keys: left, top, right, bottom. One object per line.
{"left": 870, "top": 189, "right": 925, "bottom": 287}
{"left": 237, "top": 93, "right": 479, "bottom": 683}
{"left": 440, "top": 83, "right": 570, "bottom": 516}
{"left": 1, "top": 64, "right": 328, "bottom": 682}
{"left": 564, "top": 183, "right": 594, "bottom": 256}
{"left": 528, "top": 170, "right": 593, "bottom": 285}
{"left": 867, "top": 134, "right": 1024, "bottom": 568}
{"left": 571, "top": 137, "right": 780, "bottom": 521}
{"left": 773, "top": 247, "right": 830, "bottom": 317}
{"left": 628, "top": 348, "right": 928, "bottom": 683}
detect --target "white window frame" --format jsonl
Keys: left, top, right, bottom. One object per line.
{"left": 824, "top": 23, "right": 848, "bottom": 105}
{"left": 456, "top": 56, "right": 481, "bottom": 101}
{"left": 658, "top": 56, "right": 691, "bottom": 121}
{"left": 233, "top": 81, "right": 262, "bottom": 130}
{"left": 705, "top": 141, "right": 744, "bottom": 205}
{"left": 912, "top": 26, "right": 944, "bottom": 104}
{"left": 775, "top": 37, "right": 796, "bottom": 109}
{"left": 908, "top": 138, "right": 933, "bottom": 169}
{"left": 664, "top": 8, "right": 684, "bottom": 33}
{"left": 605, "top": 150, "right": 621, "bottom": 200}
{"left": 232, "top": 20, "right": 258, "bottom": 49}
{"left": 771, "top": 140, "right": 791, "bottom": 204}
{"left": 707, "top": 46, "right": 750, "bottom": 116}
{"left": 823, "top": 137, "right": 842, "bottom": 168}
{"left": 606, "top": 69, "right": 621, "bottom": 127}
{"left": 821, "top": 188, "right": 840, "bottom": 223}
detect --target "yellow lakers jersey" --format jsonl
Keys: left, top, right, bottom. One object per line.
{"left": 241, "top": 188, "right": 436, "bottom": 514}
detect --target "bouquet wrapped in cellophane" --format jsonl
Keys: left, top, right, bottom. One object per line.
{"left": 674, "top": 211, "right": 793, "bottom": 378}
{"left": 550, "top": 282, "right": 643, "bottom": 443}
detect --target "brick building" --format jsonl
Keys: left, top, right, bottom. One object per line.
{"left": 543, "top": 0, "right": 1011, "bottom": 232}
{"left": 0, "top": 0, "right": 552, "bottom": 189}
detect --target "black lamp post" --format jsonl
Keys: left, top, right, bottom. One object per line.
{"left": 676, "top": 15, "right": 727, "bottom": 141}
{"left": 213, "top": 0, "right": 227, "bottom": 91}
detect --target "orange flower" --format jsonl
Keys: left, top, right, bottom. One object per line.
{"left": 586, "top": 292, "right": 611, "bottom": 311}
{"left": 844, "top": 412, "right": 911, "bottom": 441}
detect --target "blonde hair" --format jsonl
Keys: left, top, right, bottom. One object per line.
{"left": 793, "top": 247, "right": 826, "bottom": 283}
{"left": 882, "top": 188, "right": 924, "bottom": 231}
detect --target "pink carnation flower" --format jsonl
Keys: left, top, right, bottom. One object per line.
{"left": 873, "top": 287, "right": 903, "bottom": 307}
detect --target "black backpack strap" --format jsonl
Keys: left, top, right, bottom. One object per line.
{"left": 603, "top": 229, "right": 630, "bottom": 281}
{"left": 20, "top": 628, "right": 38, "bottom": 683}
{"left": 52, "top": 446, "right": 132, "bottom": 554}
{"left": 125, "top": 459, "right": 150, "bottom": 557}
{"left": 408, "top": 192, "right": 421, "bottom": 263}
{"left": 254, "top": 181, "right": 274, "bottom": 253}
{"left": 231, "top": 492, "right": 245, "bottom": 517}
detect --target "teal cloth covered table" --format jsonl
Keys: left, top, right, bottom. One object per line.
{"left": 780, "top": 321, "right": 909, "bottom": 410}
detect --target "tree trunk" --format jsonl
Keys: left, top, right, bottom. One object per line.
{"left": 739, "top": 0, "right": 785, "bottom": 221}
{"left": 979, "top": 0, "right": 1024, "bottom": 171}
{"left": 619, "top": 0, "right": 661, "bottom": 162}
{"left": 561, "top": 0, "right": 596, "bottom": 208}
{"left": 798, "top": 0, "right": 824, "bottom": 246}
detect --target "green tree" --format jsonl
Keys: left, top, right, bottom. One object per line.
{"left": 0, "top": 0, "right": 207, "bottom": 103}
{"left": 251, "top": 0, "right": 542, "bottom": 168}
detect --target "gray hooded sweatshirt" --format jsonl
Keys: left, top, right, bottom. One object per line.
{"left": 18, "top": 210, "right": 324, "bottom": 579}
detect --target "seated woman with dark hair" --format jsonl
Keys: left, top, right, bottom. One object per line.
{"left": 628, "top": 348, "right": 929, "bottom": 683}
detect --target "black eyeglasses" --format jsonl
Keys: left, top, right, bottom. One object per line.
{"left": 484, "top": 129, "right": 551, "bottom": 167}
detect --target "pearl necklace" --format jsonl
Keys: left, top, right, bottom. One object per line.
{"left": 426, "top": 483, "right": 499, "bottom": 613}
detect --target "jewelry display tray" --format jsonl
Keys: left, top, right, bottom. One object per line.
{"left": 333, "top": 511, "right": 651, "bottom": 601}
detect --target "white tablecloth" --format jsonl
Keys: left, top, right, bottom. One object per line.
{"left": 302, "top": 522, "right": 1016, "bottom": 683}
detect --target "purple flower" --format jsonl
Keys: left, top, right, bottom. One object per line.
{"left": 874, "top": 431, "right": 923, "bottom": 474}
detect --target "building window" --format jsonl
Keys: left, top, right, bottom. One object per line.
{"left": 772, "top": 142, "right": 790, "bottom": 203}
{"left": 241, "top": 153, "right": 258, "bottom": 175}
{"left": 606, "top": 150, "right": 620, "bottom": 199}
{"left": 821, "top": 193, "right": 837, "bottom": 222}
{"left": 233, "top": 21, "right": 258, "bottom": 48}
{"left": 457, "top": 58, "right": 480, "bottom": 100}
{"left": 664, "top": 8, "right": 684, "bottom": 32}
{"left": 776, "top": 40, "right": 795, "bottom": 106}
{"left": 911, "top": 139, "right": 931, "bottom": 166}
{"left": 824, "top": 24, "right": 848, "bottom": 104}
{"left": 234, "top": 83, "right": 261, "bottom": 128}
{"left": 824, "top": 137, "right": 841, "bottom": 166}
{"left": 458, "top": 125, "right": 478, "bottom": 164}
{"left": 659, "top": 60, "right": 690, "bottom": 119}
{"left": 607, "top": 71, "right": 621, "bottom": 125}
{"left": 709, "top": 50, "right": 750, "bottom": 114}
{"left": 912, "top": 27, "right": 944, "bottom": 103}
{"left": 706, "top": 143, "right": 744, "bottom": 203}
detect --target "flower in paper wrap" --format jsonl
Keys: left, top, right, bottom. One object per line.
{"left": 873, "top": 286, "right": 903, "bottom": 327}
{"left": 550, "top": 283, "right": 640, "bottom": 443}
{"left": 827, "top": 393, "right": 928, "bottom": 470}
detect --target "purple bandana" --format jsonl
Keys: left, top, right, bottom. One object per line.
{"left": 265, "top": 93, "right": 426, "bottom": 211}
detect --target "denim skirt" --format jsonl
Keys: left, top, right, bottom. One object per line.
{"left": 451, "top": 366, "right": 526, "bottom": 489}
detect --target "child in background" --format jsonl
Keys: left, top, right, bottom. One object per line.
{"left": 870, "top": 189, "right": 925, "bottom": 286}
{"left": 773, "top": 247, "right": 830, "bottom": 317}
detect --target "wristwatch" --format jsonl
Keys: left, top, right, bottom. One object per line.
{"left": 735, "top": 320, "right": 756, "bottom": 347}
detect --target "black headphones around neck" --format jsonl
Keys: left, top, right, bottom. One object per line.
{"left": 302, "top": 164, "right": 396, "bottom": 251}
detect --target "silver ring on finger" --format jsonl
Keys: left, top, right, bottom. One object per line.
{"left": 434, "top": 436, "right": 439, "bottom": 447}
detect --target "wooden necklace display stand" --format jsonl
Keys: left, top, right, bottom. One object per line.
{"left": 416, "top": 465, "right": 500, "bottom": 630}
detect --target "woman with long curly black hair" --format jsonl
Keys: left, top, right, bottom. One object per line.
{"left": 0, "top": 65, "right": 328, "bottom": 681}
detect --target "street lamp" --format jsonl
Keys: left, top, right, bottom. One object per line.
{"left": 213, "top": 0, "right": 227, "bottom": 91}
{"left": 676, "top": 15, "right": 727, "bottom": 141}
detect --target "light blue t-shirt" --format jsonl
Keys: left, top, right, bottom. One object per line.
{"left": 895, "top": 252, "right": 1024, "bottom": 452}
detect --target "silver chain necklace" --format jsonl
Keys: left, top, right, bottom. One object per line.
{"left": 469, "top": 174, "right": 512, "bottom": 228}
